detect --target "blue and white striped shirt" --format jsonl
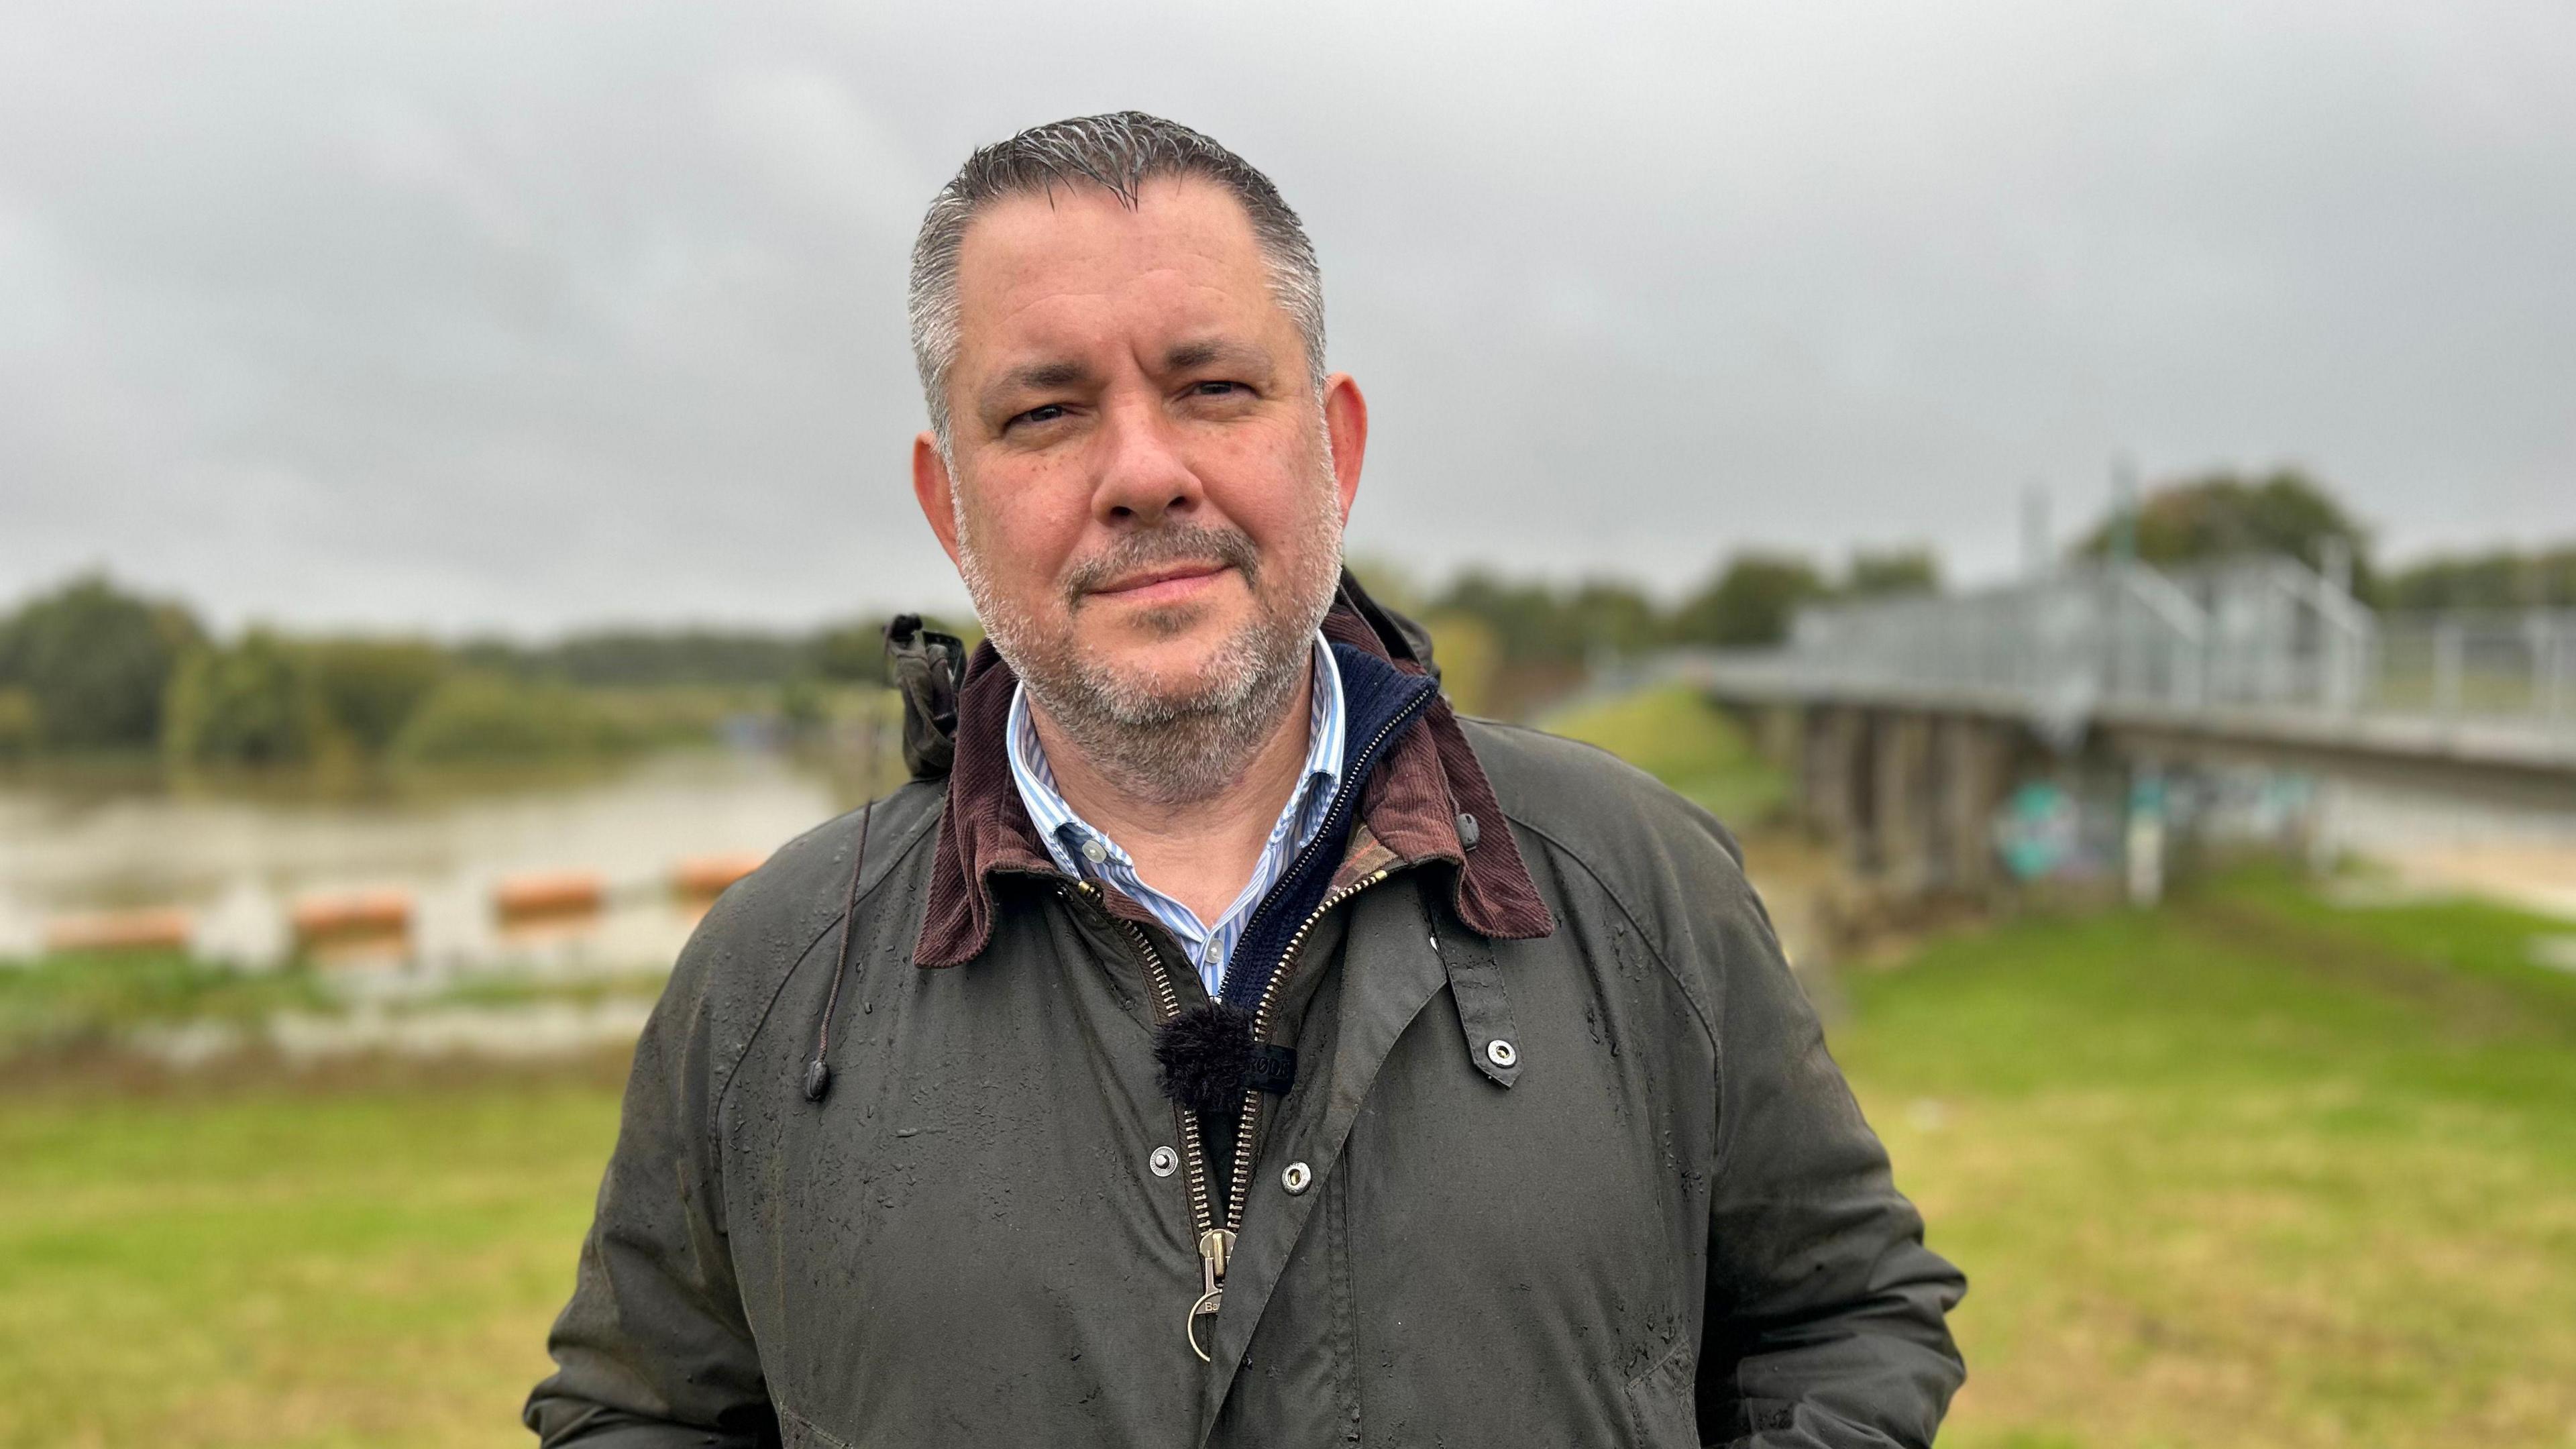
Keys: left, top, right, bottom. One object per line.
{"left": 1006, "top": 634, "right": 1346, "bottom": 999}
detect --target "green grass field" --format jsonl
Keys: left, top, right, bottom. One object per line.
{"left": 1843, "top": 872, "right": 2576, "bottom": 1447}
{"left": 0, "top": 1068, "right": 622, "bottom": 1448}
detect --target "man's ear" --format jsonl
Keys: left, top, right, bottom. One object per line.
{"left": 1322, "top": 374, "right": 1368, "bottom": 525}
{"left": 913, "top": 432, "right": 964, "bottom": 567}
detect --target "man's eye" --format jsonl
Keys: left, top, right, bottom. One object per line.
{"left": 1011, "top": 404, "right": 1068, "bottom": 429}
{"left": 1190, "top": 380, "right": 1242, "bottom": 398}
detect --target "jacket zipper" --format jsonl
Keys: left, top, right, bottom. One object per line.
{"left": 1075, "top": 669, "right": 1437, "bottom": 1360}
{"left": 1082, "top": 869, "right": 1395, "bottom": 1361}
{"left": 1218, "top": 866, "right": 1388, "bottom": 1238}
{"left": 1201, "top": 676, "right": 1435, "bottom": 1242}
{"left": 1076, "top": 885, "right": 1230, "bottom": 1357}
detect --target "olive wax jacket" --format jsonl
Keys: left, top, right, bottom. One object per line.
{"left": 525, "top": 581, "right": 1966, "bottom": 1448}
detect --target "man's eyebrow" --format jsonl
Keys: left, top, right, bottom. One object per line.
{"left": 1163, "top": 338, "right": 1268, "bottom": 373}
{"left": 981, "top": 359, "right": 1093, "bottom": 410}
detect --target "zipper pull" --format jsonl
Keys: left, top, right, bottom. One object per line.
{"left": 1186, "top": 1228, "right": 1234, "bottom": 1362}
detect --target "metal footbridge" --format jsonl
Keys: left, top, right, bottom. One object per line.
{"left": 1658, "top": 558, "right": 2576, "bottom": 797}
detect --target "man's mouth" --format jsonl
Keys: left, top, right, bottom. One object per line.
{"left": 1088, "top": 561, "right": 1230, "bottom": 604}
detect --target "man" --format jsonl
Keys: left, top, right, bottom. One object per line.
{"left": 527, "top": 112, "right": 1964, "bottom": 1448}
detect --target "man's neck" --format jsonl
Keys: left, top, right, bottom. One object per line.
{"left": 1028, "top": 661, "right": 1317, "bottom": 927}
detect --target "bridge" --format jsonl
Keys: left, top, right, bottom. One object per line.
{"left": 1644, "top": 559, "right": 2576, "bottom": 900}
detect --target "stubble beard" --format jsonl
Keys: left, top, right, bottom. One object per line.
{"left": 956, "top": 468, "right": 1344, "bottom": 809}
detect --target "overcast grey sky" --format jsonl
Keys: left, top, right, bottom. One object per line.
{"left": 5, "top": 1, "right": 2571, "bottom": 635}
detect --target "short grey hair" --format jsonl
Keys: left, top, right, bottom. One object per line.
{"left": 907, "top": 111, "right": 1328, "bottom": 448}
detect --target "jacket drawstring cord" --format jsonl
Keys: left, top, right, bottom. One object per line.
{"left": 801, "top": 796, "right": 873, "bottom": 1104}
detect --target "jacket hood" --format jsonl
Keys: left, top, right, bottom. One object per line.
{"left": 888, "top": 569, "right": 1554, "bottom": 968}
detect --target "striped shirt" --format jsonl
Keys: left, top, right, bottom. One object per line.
{"left": 1006, "top": 634, "right": 1347, "bottom": 999}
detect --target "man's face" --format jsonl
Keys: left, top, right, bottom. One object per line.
{"left": 913, "top": 176, "right": 1365, "bottom": 729}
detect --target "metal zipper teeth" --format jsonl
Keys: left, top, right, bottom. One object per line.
{"left": 1214, "top": 680, "right": 1438, "bottom": 1234}
{"left": 1079, "top": 881, "right": 1217, "bottom": 1239}
{"left": 1222, "top": 865, "right": 1391, "bottom": 1234}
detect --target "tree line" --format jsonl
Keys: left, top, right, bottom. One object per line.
{"left": 0, "top": 580, "right": 935, "bottom": 768}
{"left": 3, "top": 468, "right": 2565, "bottom": 764}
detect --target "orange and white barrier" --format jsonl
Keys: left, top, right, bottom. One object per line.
{"left": 672, "top": 853, "right": 767, "bottom": 902}
{"left": 44, "top": 907, "right": 194, "bottom": 954}
{"left": 290, "top": 890, "right": 414, "bottom": 955}
{"left": 494, "top": 870, "right": 608, "bottom": 922}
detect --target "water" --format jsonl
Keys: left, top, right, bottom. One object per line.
{"left": 0, "top": 751, "right": 863, "bottom": 973}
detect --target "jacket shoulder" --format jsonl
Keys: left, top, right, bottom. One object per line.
{"left": 1458, "top": 716, "right": 1774, "bottom": 1013}
{"left": 679, "top": 778, "right": 947, "bottom": 1006}
{"left": 1460, "top": 716, "right": 1749, "bottom": 877}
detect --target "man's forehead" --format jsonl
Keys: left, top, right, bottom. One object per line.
{"left": 950, "top": 176, "right": 1284, "bottom": 360}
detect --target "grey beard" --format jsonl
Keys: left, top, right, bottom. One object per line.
{"left": 1022, "top": 608, "right": 1317, "bottom": 808}
{"left": 959, "top": 518, "right": 1342, "bottom": 809}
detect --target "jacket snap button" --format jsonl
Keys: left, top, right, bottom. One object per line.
{"left": 1456, "top": 812, "right": 1481, "bottom": 850}
{"left": 1148, "top": 1146, "right": 1179, "bottom": 1178}
{"left": 1485, "top": 1038, "right": 1518, "bottom": 1069}
{"left": 1281, "top": 1161, "right": 1312, "bottom": 1195}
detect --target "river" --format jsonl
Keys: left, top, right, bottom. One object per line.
{"left": 0, "top": 750, "right": 869, "bottom": 975}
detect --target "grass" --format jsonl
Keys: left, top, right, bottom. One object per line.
{"left": 0, "top": 952, "right": 333, "bottom": 1058}
{"left": 1837, "top": 870, "right": 2576, "bottom": 1448}
{"left": 1544, "top": 683, "right": 1788, "bottom": 827}
{"left": 0, "top": 953, "right": 672, "bottom": 1059}
{"left": 0, "top": 1069, "right": 622, "bottom": 1449}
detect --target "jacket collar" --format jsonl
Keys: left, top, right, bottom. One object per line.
{"left": 912, "top": 574, "right": 1554, "bottom": 968}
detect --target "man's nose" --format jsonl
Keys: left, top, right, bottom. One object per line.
{"left": 1089, "top": 398, "right": 1204, "bottom": 527}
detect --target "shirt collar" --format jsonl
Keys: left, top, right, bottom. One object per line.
{"left": 1004, "top": 631, "right": 1346, "bottom": 879}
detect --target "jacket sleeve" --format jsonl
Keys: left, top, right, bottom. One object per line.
{"left": 1695, "top": 879, "right": 1967, "bottom": 1448}
{"left": 523, "top": 917, "right": 781, "bottom": 1449}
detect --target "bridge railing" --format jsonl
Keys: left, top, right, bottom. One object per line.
{"left": 2369, "top": 610, "right": 2576, "bottom": 729}
{"left": 1676, "top": 559, "right": 2575, "bottom": 744}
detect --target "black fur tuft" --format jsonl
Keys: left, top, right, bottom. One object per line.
{"left": 1154, "top": 1002, "right": 1256, "bottom": 1118}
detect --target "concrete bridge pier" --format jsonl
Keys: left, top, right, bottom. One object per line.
{"left": 1791, "top": 704, "right": 2018, "bottom": 894}
{"left": 1873, "top": 714, "right": 1936, "bottom": 892}
{"left": 1935, "top": 717, "right": 2012, "bottom": 894}
{"left": 1796, "top": 706, "right": 1871, "bottom": 861}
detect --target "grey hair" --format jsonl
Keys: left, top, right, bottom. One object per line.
{"left": 907, "top": 111, "right": 1328, "bottom": 449}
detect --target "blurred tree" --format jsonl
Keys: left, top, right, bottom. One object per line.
{"left": 1421, "top": 610, "right": 1502, "bottom": 717}
{"left": 2381, "top": 547, "right": 2576, "bottom": 611}
{"left": 813, "top": 623, "right": 889, "bottom": 684}
{"left": 390, "top": 674, "right": 625, "bottom": 764}
{"left": 306, "top": 639, "right": 449, "bottom": 755}
{"left": 1344, "top": 555, "right": 1426, "bottom": 616}
{"left": 0, "top": 574, "right": 204, "bottom": 751}
{"left": 1567, "top": 580, "right": 1664, "bottom": 657}
{"left": 1430, "top": 570, "right": 1585, "bottom": 663}
{"left": 2074, "top": 468, "right": 2375, "bottom": 594}
{"left": 777, "top": 676, "right": 827, "bottom": 737}
{"left": 164, "top": 631, "right": 335, "bottom": 767}
{"left": 547, "top": 629, "right": 814, "bottom": 686}
{"left": 0, "top": 689, "right": 37, "bottom": 760}
{"left": 1842, "top": 547, "right": 1941, "bottom": 598}
{"left": 1668, "top": 553, "right": 1828, "bottom": 647}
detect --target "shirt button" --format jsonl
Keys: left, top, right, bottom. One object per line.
{"left": 1149, "top": 1146, "right": 1179, "bottom": 1178}
{"left": 1080, "top": 838, "right": 1108, "bottom": 864}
